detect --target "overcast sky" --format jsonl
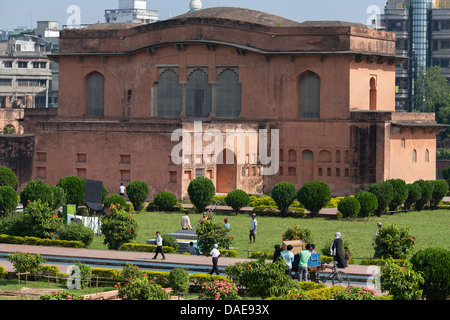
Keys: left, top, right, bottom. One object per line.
{"left": 0, "top": 0, "right": 388, "bottom": 30}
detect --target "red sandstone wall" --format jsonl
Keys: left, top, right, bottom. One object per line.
{"left": 387, "top": 127, "right": 437, "bottom": 182}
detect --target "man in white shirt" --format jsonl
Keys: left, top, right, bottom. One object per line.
{"left": 249, "top": 213, "right": 257, "bottom": 244}
{"left": 119, "top": 183, "right": 126, "bottom": 197}
{"left": 181, "top": 212, "right": 193, "bottom": 230}
{"left": 209, "top": 244, "right": 221, "bottom": 275}
{"left": 152, "top": 231, "right": 166, "bottom": 260}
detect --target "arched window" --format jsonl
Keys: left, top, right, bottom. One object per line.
{"left": 302, "top": 150, "right": 313, "bottom": 161}
{"left": 186, "top": 69, "right": 211, "bottom": 118}
{"left": 425, "top": 149, "right": 429, "bottom": 163}
{"left": 401, "top": 138, "right": 405, "bottom": 149}
{"left": 288, "top": 149, "right": 297, "bottom": 162}
{"left": 86, "top": 72, "right": 105, "bottom": 117}
{"left": 216, "top": 69, "right": 241, "bottom": 118}
{"left": 412, "top": 149, "right": 417, "bottom": 163}
{"left": 3, "top": 124, "right": 16, "bottom": 134}
{"left": 157, "top": 70, "right": 182, "bottom": 117}
{"left": 299, "top": 71, "right": 320, "bottom": 119}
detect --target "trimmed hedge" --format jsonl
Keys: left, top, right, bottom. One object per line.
{"left": 0, "top": 234, "right": 84, "bottom": 248}
{"left": 120, "top": 243, "right": 176, "bottom": 254}
{"left": 90, "top": 267, "right": 227, "bottom": 292}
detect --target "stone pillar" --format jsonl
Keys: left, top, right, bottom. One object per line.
{"left": 180, "top": 81, "right": 187, "bottom": 118}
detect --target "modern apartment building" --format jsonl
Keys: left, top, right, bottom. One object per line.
{"left": 105, "top": 0, "right": 158, "bottom": 24}
{"left": 381, "top": 0, "right": 450, "bottom": 111}
{"left": 0, "top": 22, "right": 59, "bottom": 110}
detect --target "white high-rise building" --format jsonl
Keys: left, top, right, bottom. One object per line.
{"left": 105, "top": 0, "right": 158, "bottom": 24}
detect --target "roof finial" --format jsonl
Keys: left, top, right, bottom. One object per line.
{"left": 189, "top": 0, "right": 202, "bottom": 12}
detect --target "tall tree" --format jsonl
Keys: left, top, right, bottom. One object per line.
{"left": 414, "top": 66, "right": 450, "bottom": 112}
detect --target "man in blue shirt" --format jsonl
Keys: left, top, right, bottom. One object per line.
{"left": 281, "top": 245, "right": 295, "bottom": 276}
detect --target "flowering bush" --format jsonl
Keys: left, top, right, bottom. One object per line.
{"left": 195, "top": 218, "right": 234, "bottom": 254}
{"left": 201, "top": 279, "right": 241, "bottom": 300}
{"left": 380, "top": 258, "right": 424, "bottom": 300}
{"left": 282, "top": 224, "right": 313, "bottom": 243}
{"left": 333, "top": 285, "right": 377, "bottom": 300}
{"left": 38, "top": 290, "right": 84, "bottom": 300}
{"left": 24, "top": 200, "right": 63, "bottom": 239}
{"left": 115, "top": 263, "right": 170, "bottom": 300}
{"left": 100, "top": 204, "right": 138, "bottom": 250}
{"left": 374, "top": 222, "right": 415, "bottom": 259}
{"left": 7, "top": 251, "right": 46, "bottom": 274}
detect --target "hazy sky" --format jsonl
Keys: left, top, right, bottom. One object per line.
{"left": 0, "top": 0, "right": 388, "bottom": 30}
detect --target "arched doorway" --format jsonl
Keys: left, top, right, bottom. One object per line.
{"left": 216, "top": 149, "right": 236, "bottom": 193}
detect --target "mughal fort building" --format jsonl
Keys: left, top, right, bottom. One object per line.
{"left": 21, "top": 7, "right": 445, "bottom": 199}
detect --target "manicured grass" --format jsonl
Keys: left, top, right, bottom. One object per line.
{"left": 89, "top": 209, "right": 450, "bottom": 262}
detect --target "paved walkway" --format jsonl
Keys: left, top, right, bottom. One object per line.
{"left": 0, "top": 243, "right": 384, "bottom": 295}
{"left": 0, "top": 243, "right": 378, "bottom": 278}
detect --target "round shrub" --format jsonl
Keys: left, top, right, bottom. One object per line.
{"left": 58, "top": 222, "right": 95, "bottom": 247}
{"left": 297, "top": 181, "right": 331, "bottom": 218}
{"left": 368, "top": 181, "right": 393, "bottom": 216}
{"left": 104, "top": 194, "right": 127, "bottom": 208}
{"left": 414, "top": 179, "right": 433, "bottom": 211}
{"left": 126, "top": 180, "right": 149, "bottom": 211}
{"left": 0, "top": 186, "right": 18, "bottom": 216}
{"left": 410, "top": 248, "right": 450, "bottom": 300}
{"left": 271, "top": 181, "right": 297, "bottom": 217}
{"left": 57, "top": 176, "right": 85, "bottom": 206}
{"left": 354, "top": 191, "right": 378, "bottom": 217}
{"left": 225, "top": 189, "right": 250, "bottom": 213}
{"left": 0, "top": 167, "right": 18, "bottom": 189}
{"left": 187, "top": 177, "right": 215, "bottom": 213}
{"left": 404, "top": 182, "right": 422, "bottom": 211}
{"left": 162, "top": 234, "right": 179, "bottom": 251}
{"left": 153, "top": 191, "right": 177, "bottom": 212}
{"left": 430, "top": 180, "right": 449, "bottom": 210}
{"left": 169, "top": 268, "right": 190, "bottom": 294}
{"left": 337, "top": 196, "right": 360, "bottom": 218}
{"left": 20, "top": 180, "right": 54, "bottom": 208}
{"left": 50, "top": 186, "right": 66, "bottom": 210}
{"left": 386, "top": 179, "right": 408, "bottom": 211}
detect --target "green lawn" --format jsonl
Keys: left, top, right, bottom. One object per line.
{"left": 89, "top": 209, "right": 450, "bottom": 262}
